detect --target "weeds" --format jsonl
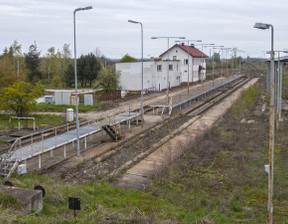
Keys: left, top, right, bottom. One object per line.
{"left": 0, "top": 114, "right": 66, "bottom": 130}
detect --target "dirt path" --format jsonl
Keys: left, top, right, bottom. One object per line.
{"left": 114, "top": 78, "right": 259, "bottom": 190}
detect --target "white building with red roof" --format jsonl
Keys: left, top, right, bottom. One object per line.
{"left": 116, "top": 43, "right": 208, "bottom": 92}
{"left": 160, "top": 43, "right": 208, "bottom": 83}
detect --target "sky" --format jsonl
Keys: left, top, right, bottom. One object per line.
{"left": 0, "top": 0, "right": 287, "bottom": 59}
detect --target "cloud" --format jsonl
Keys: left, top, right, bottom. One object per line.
{"left": 0, "top": 0, "right": 287, "bottom": 58}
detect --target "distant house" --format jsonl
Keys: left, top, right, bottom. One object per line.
{"left": 116, "top": 43, "right": 208, "bottom": 92}
{"left": 160, "top": 43, "right": 208, "bottom": 83}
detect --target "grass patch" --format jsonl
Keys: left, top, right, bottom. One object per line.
{"left": 0, "top": 192, "right": 22, "bottom": 209}
{"left": 230, "top": 85, "right": 262, "bottom": 118}
{"left": 1, "top": 175, "right": 183, "bottom": 223}
{"left": 0, "top": 114, "right": 66, "bottom": 130}
{"left": 36, "top": 103, "right": 102, "bottom": 113}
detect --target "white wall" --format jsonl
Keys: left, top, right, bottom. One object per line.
{"left": 116, "top": 60, "right": 181, "bottom": 91}
{"left": 155, "top": 61, "right": 181, "bottom": 90}
{"left": 116, "top": 62, "right": 155, "bottom": 91}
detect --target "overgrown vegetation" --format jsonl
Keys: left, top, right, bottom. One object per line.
{"left": 230, "top": 85, "right": 261, "bottom": 118}
{"left": 149, "top": 80, "right": 288, "bottom": 223}
{"left": 36, "top": 103, "right": 103, "bottom": 112}
{"left": 0, "top": 114, "right": 66, "bottom": 130}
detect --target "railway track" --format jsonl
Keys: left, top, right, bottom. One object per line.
{"left": 49, "top": 77, "right": 250, "bottom": 183}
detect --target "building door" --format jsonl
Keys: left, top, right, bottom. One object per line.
{"left": 157, "top": 80, "right": 161, "bottom": 91}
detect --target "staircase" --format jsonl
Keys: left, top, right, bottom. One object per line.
{"left": 102, "top": 125, "right": 122, "bottom": 141}
{"left": 0, "top": 138, "right": 20, "bottom": 178}
{"left": 0, "top": 159, "right": 18, "bottom": 178}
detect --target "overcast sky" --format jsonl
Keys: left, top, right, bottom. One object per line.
{"left": 0, "top": 0, "right": 287, "bottom": 59}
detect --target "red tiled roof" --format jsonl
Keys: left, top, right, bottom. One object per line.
{"left": 159, "top": 44, "right": 208, "bottom": 58}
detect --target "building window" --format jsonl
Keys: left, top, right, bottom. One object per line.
{"left": 173, "top": 56, "right": 177, "bottom": 60}
{"left": 169, "top": 64, "right": 173, "bottom": 71}
{"left": 157, "top": 65, "right": 162, "bottom": 72}
{"left": 177, "top": 65, "right": 179, "bottom": 71}
{"left": 184, "top": 59, "right": 188, "bottom": 65}
{"left": 176, "top": 50, "right": 178, "bottom": 53}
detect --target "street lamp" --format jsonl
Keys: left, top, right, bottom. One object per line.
{"left": 151, "top": 36, "right": 185, "bottom": 101}
{"left": 205, "top": 45, "right": 224, "bottom": 86}
{"left": 212, "top": 46, "right": 224, "bottom": 86}
{"left": 254, "top": 22, "right": 274, "bottom": 224}
{"left": 274, "top": 50, "right": 288, "bottom": 124}
{"left": 237, "top": 50, "right": 246, "bottom": 72}
{"left": 223, "top": 48, "right": 231, "bottom": 76}
{"left": 196, "top": 43, "right": 215, "bottom": 84}
{"left": 175, "top": 40, "right": 202, "bottom": 94}
{"left": 73, "top": 6, "right": 92, "bottom": 157}
{"left": 128, "top": 19, "right": 144, "bottom": 124}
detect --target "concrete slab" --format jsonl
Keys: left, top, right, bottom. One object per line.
{"left": 116, "top": 173, "right": 152, "bottom": 190}
{"left": 127, "top": 160, "right": 165, "bottom": 177}
{"left": 0, "top": 186, "right": 43, "bottom": 212}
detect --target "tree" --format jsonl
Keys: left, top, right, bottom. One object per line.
{"left": 212, "top": 52, "right": 221, "bottom": 63}
{"left": 119, "top": 54, "right": 137, "bottom": 63}
{"left": 94, "top": 66, "right": 119, "bottom": 92}
{"left": 0, "top": 60, "right": 19, "bottom": 92}
{"left": 0, "top": 41, "right": 26, "bottom": 90}
{"left": 63, "top": 64, "right": 74, "bottom": 87}
{"left": 25, "top": 43, "right": 42, "bottom": 82}
{"left": 0, "top": 81, "right": 43, "bottom": 117}
{"left": 51, "top": 75, "right": 63, "bottom": 87}
{"left": 61, "top": 43, "right": 72, "bottom": 76}
{"left": 77, "top": 53, "right": 102, "bottom": 87}
{"left": 45, "top": 47, "right": 56, "bottom": 80}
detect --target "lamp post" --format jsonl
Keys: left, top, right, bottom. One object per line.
{"left": 175, "top": 40, "right": 202, "bottom": 94}
{"left": 128, "top": 20, "right": 144, "bottom": 124}
{"left": 151, "top": 36, "right": 185, "bottom": 100}
{"left": 224, "top": 48, "right": 231, "bottom": 76}
{"left": 205, "top": 45, "right": 224, "bottom": 86}
{"left": 238, "top": 50, "right": 246, "bottom": 72}
{"left": 273, "top": 50, "right": 288, "bottom": 125}
{"left": 219, "top": 48, "right": 225, "bottom": 76}
{"left": 196, "top": 43, "right": 215, "bottom": 84}
{"left": 254, "top": 22, "right": 274, "bottom": 224}
{"left": 212, "top": 46, "right": 224, "bottom": 86}
{"left": 73, "top": 6, "right": 92, "bottom": 157}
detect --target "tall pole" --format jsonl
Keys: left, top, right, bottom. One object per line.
{"left": 176, "top": 40, "right": 202, "bottom": 93}
{"left": 128, "top": 20, "right": 144, "bottom": 124}
{"left": 212, "top": 48, "right": 215, "bottom": 86}
{"left": 141, "top": 23, "right": 143, "bottom": 124}
{"left": 277, "top": 51, "right": 280, "bottom": 125}
{"left": 73, "top": 6, "right": 92, "bottom": 157}
{"left": 151, "top": 36, "right": 185, "bottom": 101}
{"left": 73, "top": 9, "right": 79, "bottom": 157}
{"left": 254, "top": 23, "right": 275, "bottom": 223}
{"left": 268, "top": 24, "right": 274, "bottom": 224}
{"left": 226, "top": 48, "right": 231, "bottom": 77}
{"left": 167, "top": 38, "right": 170, "bottom": 100}
{"left": 205, "top": 45, "right": 224, "bottom": 86}
{"left": 220, "top": 49, "right": 223, "bottom": 76}
{"left": 187, "top": 41, "right": 190, "bottom": 93}
{"left": 198, "top": 43, "right": 214, "bottom": 84}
